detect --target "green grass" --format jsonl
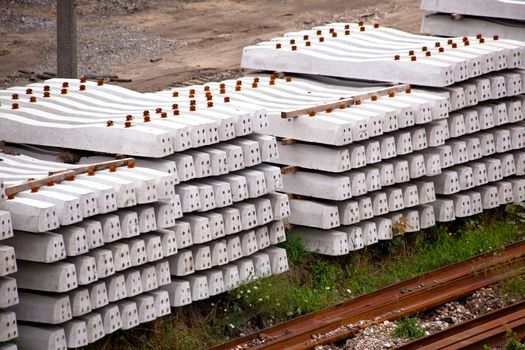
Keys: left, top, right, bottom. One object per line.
{"left": 498, "top": 274, "right": 525, "bottom": 304}
{"left": 99, "top": 207, "right": 525, "bottom": 349}
{"left": 392, "top": 316, "right": 425, "bottom": 340}
{"left": 502, "top": 332, "right": 525, "bottom": 350}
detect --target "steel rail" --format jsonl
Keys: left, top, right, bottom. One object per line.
{"left": 213, "top": 240, "right": 525, "bottom": 350}
{"left": 394, "top": 300, "right": 525, "bottom": 350}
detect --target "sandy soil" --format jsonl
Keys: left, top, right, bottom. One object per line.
{"left": 0, "top": 0, "right": 424, "bottom": 92}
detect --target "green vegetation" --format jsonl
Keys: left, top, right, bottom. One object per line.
{"left": 498, "top": 274, "right": 525, "bottom": 304}
{"left": 502, "top": 332, "right": 525, "bottom": 350}
{"left": 99, "top": 207, "right": 525, "bottom": 350}
{"left": 392, "top": 316, "right": 425, "bottom": 339}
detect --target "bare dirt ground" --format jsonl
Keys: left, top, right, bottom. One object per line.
{"left": 0, "top": 0, "right": 423, "bottom": 92}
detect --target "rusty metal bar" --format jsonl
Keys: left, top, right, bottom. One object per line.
{"left": 5, "top": 158, "right": 134, "bottom": 197}
{"left": 280, "top": 84, "right": 410, "bottom": 118}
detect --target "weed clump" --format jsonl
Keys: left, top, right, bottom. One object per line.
{"left": 392, "top": 316, "right": 425, "bottom": 339}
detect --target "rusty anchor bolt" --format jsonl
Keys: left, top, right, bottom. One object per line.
{"left": 344, "top": 24, "right": 350, "bottom": 29}
{"left": 106, "top": 120, "right": 114, "bottom": 127}
{"left": 253, "top": 77, "right": 260, "bottom": 83}
{"left": 303, "top": 35, "right": 309, "bottom": 40}
{"left": 219, "top": 83, "right": 226, "bottom": 89}
{"left": 462, "top": 37, "right": 468, "bottom": 42}
{"left": 79, "top": 85, "right": 86, "bottom": 91}
{"left": 87, "top": 168, "right": 95, "bottom": 176}
{"left": 411, "top": 56, "right": 417, "bottom": 61}
{"left": 127, "top": 161, "right": 135, "bottom": 169}
{"left": 204, "top": 85, "right": 210, "bottom": 92}
{"left": 373, "top": 23, "right": 379, "bottom": 28}
{"left": 173, "top": 110, "right": 180, "bottom": 116}
{"left": 155, "top": 107, "right": 162, "bottom": 113}
{"left": 189, "top": 88, "right": 196, "bottom": 95}
{"left": 464, "top": 40, "right": 470, "bottom": 46}
{"left": 29, "top": 96, "right": 37, "bottom": 103}
{"left": 394, "top": 55, "right": 400, "bottom": 60}
{"left": 125, "top": 115, "right": 133, "bottom": 121}
{"left": 190, "top": 105, "right": 196, "bottom": 111}
{"left": 62, "top": 82, "right": 69, "bottom": 88}
{"left": 235, "top": 85, "right": 241, "bottom": 91}
{"left": 43, "top": 91, "right": 50, "bottom": 98}
{"left": 26, "top": 88, "right": 33, "bottom": 95}
{"left": 47, "top": 180, "right": 55, "bottom": 186}
{"left": 308, "top": 111, "right": 316, "bottom": 117}
{"left": 252, "top": 82, "right": 258, "bottom": 88}
{"left": 172, "top": 103, "right": 179, "bottom": 110}
{"left": 43, "top": 85, "right": 50, "bottom": 91}
{"left": 319, "top": 37, "right": 325, "bottom": 42}
{"left": 224, "top": 96, "right": 230, "bottom": 103}
{"left": 405, "top": 87, "right": 412, "bottom": 93}
{"left": 388, "top": 92, "right": 395, "bottom": 98}
{"left": 66, "top": 175, "right": 75, "bottom": 181}
{"left": 439, "top": 47, "right": 445, "bottom": 53}
{"left": 172, "top": 91, "right": 179, "bottom": 97}
{"left": 7, "top": 194, "right": 14, "bottom": 200}
{"left": 358, "top": 21, "right": 364, "bottom": 26}
{"left": 11, "top": 93, "right": 19, "bottom": 100}
{"left": 291, "top": 45, "right": 297, "bottom": 51}
{"left": 80, "top": 76, "right": 87, "bottom": 83}
{"left": 476, "top": 34, "right": 483, "bottom": 39}
{"left": 305, "top": 41, "right": 311, "bottom": 47}
{"left": 190, "top": 99, "right": 196, "bottom": 106}
{"left": 426, "top": 51, "right": 432, "bottom": 57}
{"left": 61, "top": 88, "right": 67, "bottom": 95}
{"left": 451, "top": 43, "right": 457, "bottom": 48}
{"left": 447, "top": 39, "right": 454, "bottom": 45}
{"left": 422, "top": 46, "right": 428, "bottom": 51}
{"left": 345, "top": 30, "right": 350, "bottom": 35}
{"left": 408, "top": 50, "right": 414, "bottom": 56}
{"left": 11, "top": 103, "right": 19, "bottom": 109}
{"left": 285, "top": 76, "right": 292, "bottom": 82}
{"left": 143, "top": 111, "right": 150, "bottom": 117}
{"left": 31, "top": 186, "right": 39, "bottom": 193}
{"left": 161, "top": 112, "right": 168, "bottom": 118}
{"left": 144, "top": 116, "right": 151, "bottom": 122}
{"left": 290, "top": 39, "right": 296, "bottom": 44}
{"left": 435, "top": 42, "right": 441, "bottom": 47}
{"left": 109, "top": 165, "right": 117, "bottom": 173}
{"left": 207, "top": 101, "right": 213, "bottom": 108}
{"left": 360, "top": 26, "right": 365, "bottom": 32}
{"left": 269, "top": 79, "right": 276, "bottom": 85}
{"left": 236, "top": 80, "right": 242, "bottom": 86}
{"left": 189, "top": 92, "right": 195, "bottom": 98}
{"left": 338, "top": 102, "right": 346, "bottom": 109}
{"left": 276, "top": 43, "right": 282, "bottom": 49}
{"left": 325, "top": 107, "right": 333, "bottom": 113}
{"left": 97, "top": 80, "right": 104, "bottom": 86}
{"left": 332, "top": 32, "right": 337, "bottom": 38}
{"left": 316, "top": 29, "right": 322, "bottom": 35}
{"left": 493, "top": 35, "right": 499, "bottom": 40}
{"left": 125, "top": 121, "right": 132, "bottom": 128}
{"left": 329, "top": 28, "right": 335, "bottom": 33}
{"left": 220, "top": 88, "right": 226, "bottom": 94}
{"left": 355, "top": 100, "right": 362, "bottom": 105}
{"left": 371, "top": 95, "right": 378, "bottom": 101}
{"left": 479, "top": 38, "right": 485, "bottom": 43}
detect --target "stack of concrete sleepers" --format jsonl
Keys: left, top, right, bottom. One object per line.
{"left": 0, "top": 78, "right": 289, "bottom": 348}
{"left": 0, "top": 155, "right": 177, "bottom": 349}
{"left": 153, "top": 70, "right": 525, "bottom": 255}
{"left": 0, "top": 181, "right": 18, "bottom": 350}
{"left": 420, "top": 0, "right": 525, "bottom": 42}
{"left": 222, "top": 22, "right": 525, "bottom": 255}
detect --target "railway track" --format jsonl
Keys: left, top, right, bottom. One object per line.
{"left": 213, "top": 240, "right": 525, "bottom": 350}
{"left": 394, "top": 300, "right": 525, "bottom": 350}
